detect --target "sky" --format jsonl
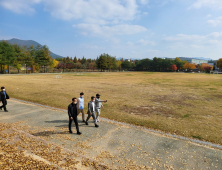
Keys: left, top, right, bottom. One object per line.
{"left": 0, "top": 0, "right": 222, "bottom": 60}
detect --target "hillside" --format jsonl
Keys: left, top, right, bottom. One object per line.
{"left": 0, "top": 38, "right": 64, "bottom": 59}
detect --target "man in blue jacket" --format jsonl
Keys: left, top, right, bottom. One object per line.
{"left": 0, "top": 87, "right": 9, "bottom": 112}
{"left": 68, "top": 97, "right": 81, "bottom": 135}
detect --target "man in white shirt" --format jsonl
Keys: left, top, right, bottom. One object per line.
{"left": 85, "top": 96, "right": 99, "bottom": 127}
{"left": 77, "top": 92, "right": 85, "bottom": 122}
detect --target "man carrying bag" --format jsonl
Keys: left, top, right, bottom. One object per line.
{"left": 0, "top": 87, "right": 9, "bottom": 112}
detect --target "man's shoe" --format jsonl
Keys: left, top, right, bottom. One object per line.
{"left": 0, "top": 107, "right": 2, "bottom": 110}
{"left": 97, "top": 119, "right": 100, "bottom": 122}
{"left": 69, "top": 131, "right": 73, "bottom": 134}
{"left": 85, "top": 122, "right": 88, "bottom": 125}
{"left": 82, "top": 120, "right": 86, "bottom": 123}
{"left": 4, "top": 110, "right": 8, "bottom": 112}
{"left": 77, "top": 132, "right": 82, "bottom": 135}
{"left": 95, "top": 124, "right": 99, "bottom": 128}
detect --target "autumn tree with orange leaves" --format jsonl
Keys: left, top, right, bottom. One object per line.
{"left": 183, "top": 62, "right": 196, "bottom": 70}
{"left": 198, "top": 63, "right": 213, "bottom": 72}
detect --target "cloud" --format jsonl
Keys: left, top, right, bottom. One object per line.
{"left": 0, "top": 0, "right": 143, "bottom": 25}
{"left": 73, "top": 24, "right": 147, "bottom": 37}
{"left": 79, "top": 44, "right": 102, "bottom": 49}
{"left": 163, "top": 32, "right": 222, "bottom": 46}
{"left": 127, "top": 41, "right": 134, "bottom": 46}
{"left": 139, "top": 0, "right": 149, "bottom": 5}
{"left": 189, "top": 0, "right": 222, "bottom": 9}
{"left": 207, "top": 16, "right": 222, "bottom": 27}
{"left": 43, "top": 0, "right": 138, "bottom": 24}
{"left": 0, "top": 0, "right": 41, "bottom": 14}
{"left": 205, "top": 14, "right": 212, "bottom": 18}
{"left": 163, "top": 34, "right": 205, "bottom": 42}
{"left": 137, "top": 39, "right": 155, "bottom": 45}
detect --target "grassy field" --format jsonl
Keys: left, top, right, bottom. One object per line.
{"left": 1, "top": 72, "right": 222, "bottom": 144}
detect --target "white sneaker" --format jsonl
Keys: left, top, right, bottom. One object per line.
{"left": 97, "top": 119, "right": 100, "bottom": 122}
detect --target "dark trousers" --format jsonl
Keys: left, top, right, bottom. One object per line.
{"left": 86, "top": 111, "right": 97, "bottom": 125}
{"left": 0, "top": 100, "right": 7, "bottom": 111}
{"left": 69, "top": 115, "right": 79, "bottom": 132}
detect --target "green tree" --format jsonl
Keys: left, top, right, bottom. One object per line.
{"left": 35, "top": 45, "right": 52, "bottom": 73}
{"left": 89, "top": 62, "right": 97, "bottom": 71}
{"left": 139, "top": 59, "right": 152, "bottom": 71}
{"left": 217, "top": 58, "right": 222, "bottom": 69}
{"left": 73, "top": 56, "right": 78, "bottom": 63}
{"left": 66, "top": 56, "right": 71, "bottom": 62}
{"left": 116, "top": 60, "right": 122, "bottom": 71}
{"left": 97, "top": 54, "right": 108, "bottom": 71}
{"left": 55, "top": 57, "right": 63, "bottom": 61}
{"left": 81, "top": 56, "right": 87, "bottom": 64}
{"left": 14, "top": 64, "right": 22, "bottom": 73}
{"left": 13, "top": 44, "right": 25, "bottom": 73}
{"left": 107, "top": 56, "right": 113, "bottom": 71}
{"left": 111, "top": 57, "right": 117, "bottom": 71}
{"left": 121, "top": 60, "right": 132, "bottom": 70}
{"left": 0, "top": 41, "right": 16, "bottom": 74}
{"left": 87, "top": 58, "right": 92, "bottom": 63}
{"left": 174, "top": 57, "right": 184, "bottom": 71}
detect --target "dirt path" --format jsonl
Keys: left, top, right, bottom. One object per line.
{"left": 0, "top": 99, "right": 222, "bottom": 169}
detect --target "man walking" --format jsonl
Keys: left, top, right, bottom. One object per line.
{"left": 77, "top": 92, "right": 85, "bottom": 122}
{"left": 85, "top": 96, "right": 99, "bottom": 128}
{"left": 68, "top": 98, "right": 81, "bottom": 135}
{"left": 0, "top": 87, "right": 9, "bottom": 112}
{"left": 95, "top": 94, "right": 107, "bottom": 122}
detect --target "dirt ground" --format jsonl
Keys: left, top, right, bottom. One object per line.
{"left": 1, "top": 72, "right": 222, "bottom": 144}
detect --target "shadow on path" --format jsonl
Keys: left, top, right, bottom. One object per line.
{"left": 32, "top": 130, "right": 70, "bottom": 136}
{"left": 44, "top": 120, "right": 95, "bottom": 128}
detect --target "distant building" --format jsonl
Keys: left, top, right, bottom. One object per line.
{"left": 179, "top": 57, "right": 209, "bottom": 65}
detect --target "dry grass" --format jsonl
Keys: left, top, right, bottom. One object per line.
{"left": 1, "top": 72, "right": 222, "bottom": 144}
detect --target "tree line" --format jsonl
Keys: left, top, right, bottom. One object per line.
{"left": 1, "top": 40, "right": 221, "bottom": 73}
{"left": 0, "top": 40, "right": 56, "bottom": 73}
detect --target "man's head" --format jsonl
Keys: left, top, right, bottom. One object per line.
{"left": 96, "top": 94, "right": 100, "bottom": 99}
{"left": 72, "top": 97, "right": 77, "bottom": 104}
{"left": 91, "top": 96, "right": 95, "bottom": 101}
{"left": 1, "top": 87, "right": 5, "bottom": 91}
{"left": 80, "top": 92, "right": 84, "bottom": 98}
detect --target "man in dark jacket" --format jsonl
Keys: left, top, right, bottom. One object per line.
{"left": 0, "top": 87, "right": 9, "bottom": 112}
{"left": 68, "top": 97, "right": 81, "bottom": 135}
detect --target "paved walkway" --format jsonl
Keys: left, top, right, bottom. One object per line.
{"left": 0, "top": 99, "right": 222, "bottom": 169}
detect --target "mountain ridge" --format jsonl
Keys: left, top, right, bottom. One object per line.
{"left": 0, "top": 38, "right": 64, "bottom": 59}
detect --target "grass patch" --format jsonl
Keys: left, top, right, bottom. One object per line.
{"left": 72, "top": 73, "right": 102, "bottom": 77}
{"left": 192, "top": 135, "right": 202, "bottom": 140}
{"left": 181, "top": 114, "right": 190, "bottom": 118}
{"left": 1, "top": 72, "right": 222, "bottom": 144}
{"left": 143, "top": 72, "right": 155, "bottom": 74}
{"left": 209, "top": 88, "right": 217, "bottom": 90}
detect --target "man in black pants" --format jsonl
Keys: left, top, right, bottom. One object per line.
{"left": 68, "top": 98, "right": 81, "bottom": 135}
{"left": 0, "top": 87, "right": 9, "bottom": 112}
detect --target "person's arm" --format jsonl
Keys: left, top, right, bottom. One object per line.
{"left": 88, "top": 102, "right": 92, "bottom": 115}
{"left": 68, "top": 105, "right": 72, "bottom": 118}
{"left": 6, "top": 93, "right": 9, "bottom": 99}
{"left": 88, "top": 102, "right": 91, "bottom": 113}
{"left": 76, "top": 105, "right": 79, "bottom": 116}
{"left": 96, "top": 98, "right": 107, "bottom": 103}
{"left": 77, "top": 98, "right": 80, "bottom": 109}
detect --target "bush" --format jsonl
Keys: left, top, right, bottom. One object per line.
{"left": 204, "top": 66, "right": 212, "bottom": 73}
